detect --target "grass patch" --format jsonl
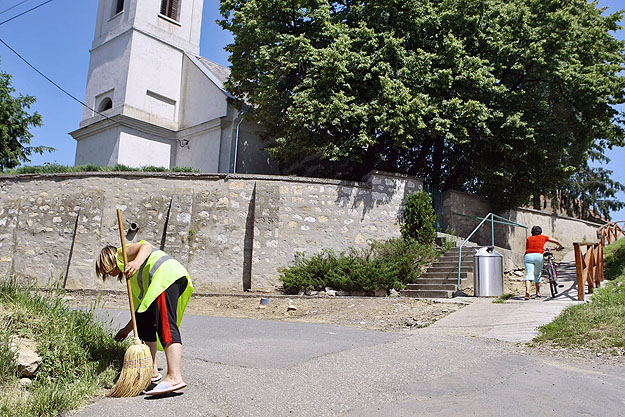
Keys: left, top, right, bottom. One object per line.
{"left": 2, "top": 163, "right": 199, "bottom": 175}
{"left": 534, "top": 238, "right": 625, "bottom": 354}
{"left": 492, "top": 293, "right": 515, "bottom": 304}
{"left": 604, "top": 237, "right": 625, "bottom": 281}
{"left": 280, "top": 238, "right": 440, "bottom": 294}
{"left": 0, "top": 277, "right": 128, "bottom": 417}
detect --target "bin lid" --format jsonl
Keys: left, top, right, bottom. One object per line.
{"left": 475, "top": 246, "right": 503, "bottom": 258}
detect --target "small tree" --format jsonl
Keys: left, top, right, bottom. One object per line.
{"left": 0, "top": 68, "right": 49, "bottom": 171}
{"left": 401, "top": 191, "right": 437, "bottom": 245}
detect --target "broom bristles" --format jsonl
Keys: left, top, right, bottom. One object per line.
{"left": 107, "top": 343, "right": 153, "bottom": 397}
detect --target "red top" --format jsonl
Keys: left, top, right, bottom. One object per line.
{"left": 525, "top": 235, "right": 550, "bottom": 255}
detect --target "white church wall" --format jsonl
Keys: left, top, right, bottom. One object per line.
{"left": 235, "top": 120, "right": 277, "bottom": 175}
{"left": 93, "top": 0, "right": 131, "bottom": 44}
{"left": 81, "top": 31, "right": 132, "bottom": 123}
{"left": 116, "top": 130, "right": 174, "bottom": 168}
{"left": 124, "top": 31, "right": 183, "bottom": 126}
{"left": 134, "top": 0, "right": 203, "bottom": 55}
{"left": 74, "top": 127, "right": 121, "bottom": 166}
{"left": 179, "top": 55, "right": 228, "bottom": 129}
{"left": 175, "top": 121, "right": 223, "bottom": 171}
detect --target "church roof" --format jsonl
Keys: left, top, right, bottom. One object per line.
{"left": 196, "top": 57, "right": 230, "bottom": 86}
{"left": 186, "top": 53, "right": 233, "bottom": 99}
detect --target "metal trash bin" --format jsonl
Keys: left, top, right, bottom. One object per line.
{"left": 474, "top": 246, "right": 504, "bottom": 297}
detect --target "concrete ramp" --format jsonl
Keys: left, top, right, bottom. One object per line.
{"left": 424, "top": 261, "right": 584, "bottom": 343}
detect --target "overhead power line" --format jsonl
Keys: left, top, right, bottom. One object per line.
{"left": 0, "top": 0, "right": 34, "bottom": 16}
{"left": 0, "top": 36, "right": 186, "bottom": 145}
{"left": 0, "top": 0, "right": 54, "bottom": 26}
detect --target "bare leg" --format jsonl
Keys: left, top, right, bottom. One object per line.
{"left": 536, "top": 282, "right": 541, "bottom": 297}
{"left": 525, "top": 281, "right": 531, "bottom": 299}
{"left": 162, "top": 342, "right": 184, "bottom": 384}
{"left": 146, "top": 341, "right": 159, "bottom": 378}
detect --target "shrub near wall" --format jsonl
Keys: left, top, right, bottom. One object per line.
{"left": 280, "top": 236, "right": 439, "bottom": 294}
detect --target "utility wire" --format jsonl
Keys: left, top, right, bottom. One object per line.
{"left": 0, "top": 36, "right": 98, "bottom": 114}
{"left": 0, "top": 0, "right": 34, "bottom": 16}
{"left": 0, "top": 0, "right": 54, "bottom": 26}
{"left": 0, "top": 36, "right": 185, "bottom": 145}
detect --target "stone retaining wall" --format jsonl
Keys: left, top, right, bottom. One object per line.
{"left": 0, "top": 171, "right": 422, "bottom": 292}
{"left": 444, "top": 190, "right": 602, "bottom": 270}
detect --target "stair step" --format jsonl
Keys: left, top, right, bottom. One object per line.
{"left": 438, "top": 256, "right": 476, "bottom": 262}
{"left": 401, "top": 289, "right": 454, "bottom": 298}
{"left": 404, "top": 284, "right": 457, "bottom": 291}
{"left": 421, "top": 271, "right": 471, "bottom": 279}
{"left": 427, "top": 266, "right": 473, "bottom": 273}
{"left": 409, "top": 278, "right": 469, "bottom": 286}
{"left": 445, "top": 247, "right": 479, "bottom": 253}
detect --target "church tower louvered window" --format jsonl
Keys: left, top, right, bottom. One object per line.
{"left": 114, "top": 0, "right": 124, "bottom": 14}
{"left": 160, "top": 0, "right": 180, "bottom": 20}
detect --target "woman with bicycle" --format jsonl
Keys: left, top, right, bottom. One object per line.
{"left": 524, "top": 226, "right": 564, "bottom": 300}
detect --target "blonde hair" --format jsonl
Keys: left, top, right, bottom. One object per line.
{"left": 95, "top": 245, "right": 122, "bottom": 282}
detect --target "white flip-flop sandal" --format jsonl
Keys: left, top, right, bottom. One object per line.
{"left": 145, "top": 381, "right": 187, "bottom": 395}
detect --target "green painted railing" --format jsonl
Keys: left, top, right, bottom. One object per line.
{"left": 454, "top": 213, "right": 528, "bottom": 289}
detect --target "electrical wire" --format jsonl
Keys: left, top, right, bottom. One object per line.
{"left": 0, "top": 0, "right": 34, "bottom": 16}
{"left": 0, "top": 0, "right": 54, "bottom": 27}
{"left": 0, "top": 36, "right": 185, "bottom": 145}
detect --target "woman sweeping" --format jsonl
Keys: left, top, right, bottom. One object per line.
{"left": 96, "top": 240, "right": 193, "bottom": 395}
{"left": 523, "top": 226, "right": 563, "bottom": 300}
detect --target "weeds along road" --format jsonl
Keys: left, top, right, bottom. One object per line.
{"left": 71, "top": 309, "right": 625, "bottom": 417}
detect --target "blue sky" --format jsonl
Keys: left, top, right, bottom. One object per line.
{"left": 0, "top": 0, "right": 624, "bottom": 219}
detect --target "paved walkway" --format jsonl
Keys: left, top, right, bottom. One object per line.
{"left": 427, "top": 260, "right": 584, "bottom": 343}
{"left": 71, "top": 257, "right": 625, "bottom": 417}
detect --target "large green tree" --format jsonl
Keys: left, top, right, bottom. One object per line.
{"left": 219, "top": 0, "right": 625, "bottom": 211}
{"left": 0, "top": 67, "right": 46, "bottom": 170}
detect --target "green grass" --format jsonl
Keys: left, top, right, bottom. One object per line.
{"left": 2, "top": 163, "right": 199, "bottom": 175}
{"left": 604, "top": 237, "right": 625, "bottom": 281}
{"left": 534, "top": 238, "right": 625, "bottom": 354}
{"left": 492, "top": 293, "right": 515, "bottom": 304}
{"left": 0, "top": 277, "right": 128, "bottom": 417}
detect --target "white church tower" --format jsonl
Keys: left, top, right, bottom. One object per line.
{"left": 71, "top": 0, "right": 275, "bottom": 174}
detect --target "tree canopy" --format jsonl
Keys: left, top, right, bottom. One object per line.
{"left": 219, "top": 0, "right": 625, "bottom": 212}
{"left": 0, "top": 66, "right": 47, "bottom": 171}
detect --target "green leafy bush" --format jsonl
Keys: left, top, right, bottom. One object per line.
{"left": 400, "top": 191, "right": 437, "bottom": 245}
{"left": 280, "top": 238, "right": 439, "bottom": 294}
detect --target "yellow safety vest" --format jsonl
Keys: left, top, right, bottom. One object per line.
{"left": 116, "top": 241, "right": 193, "bottom": 349}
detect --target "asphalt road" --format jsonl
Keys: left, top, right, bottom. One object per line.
{"left": 71, "top": 308, "right": 625, "bottom": 417}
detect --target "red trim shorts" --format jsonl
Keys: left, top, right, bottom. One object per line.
{"left": 136, "top": 277, "right": 187, "bottom": 345}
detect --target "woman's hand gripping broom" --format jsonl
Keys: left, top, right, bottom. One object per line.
{"left": 107, "top": 209, "right": 153, "bottom": 397}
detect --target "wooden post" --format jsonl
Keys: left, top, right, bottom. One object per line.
{"left": 574, "top": 243, "right": 584, "bottom": 301}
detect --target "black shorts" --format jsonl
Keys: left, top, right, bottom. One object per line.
{"left": 136, "top": 277, "right": 187, "bottom": 345}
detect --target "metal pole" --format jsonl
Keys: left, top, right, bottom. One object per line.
{"left": 491, "top": 214, "right": 494, "bottom": 247}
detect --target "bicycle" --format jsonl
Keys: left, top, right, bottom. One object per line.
{"left": 543, "top": 247, "right": 562, "bottom": 298}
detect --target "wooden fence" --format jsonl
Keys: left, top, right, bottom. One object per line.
{"left": 573, "top": 221, "right": 625, "bottom": 301}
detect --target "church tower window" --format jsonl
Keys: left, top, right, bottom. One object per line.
{"left": 160, "top": 0, "right": 180, "bottom": 21}
{"left": 98, "top": 97, "right": 113, "bottom": 112}
{"left": 114, "top": 0, "right": 124, "bottom": 15}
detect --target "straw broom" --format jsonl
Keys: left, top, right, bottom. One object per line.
{"left": 107, "top": 208, "right": 153, "bottom": 397}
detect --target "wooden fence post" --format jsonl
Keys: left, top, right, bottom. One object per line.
{"left": 574, "top": 243, "right": 584, "bottom": 301}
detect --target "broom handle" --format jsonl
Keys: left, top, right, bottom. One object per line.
{"left": 116, "top": 209, "right": 141, "bottom": 346}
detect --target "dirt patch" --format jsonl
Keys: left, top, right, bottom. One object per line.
{"left": 64, "top": 291, "right": 467, "bottom": 333}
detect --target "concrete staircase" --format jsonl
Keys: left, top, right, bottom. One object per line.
{"left": 401, "top": 243, "right": 479, "bottom": 298}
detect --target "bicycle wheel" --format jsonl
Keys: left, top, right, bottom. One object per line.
{"left": 548, "top": 264, "right": 558, "bottom": 297}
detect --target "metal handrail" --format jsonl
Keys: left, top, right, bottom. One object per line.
{"left": 454, "top": 212, "right": 528, "bottom": 288}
